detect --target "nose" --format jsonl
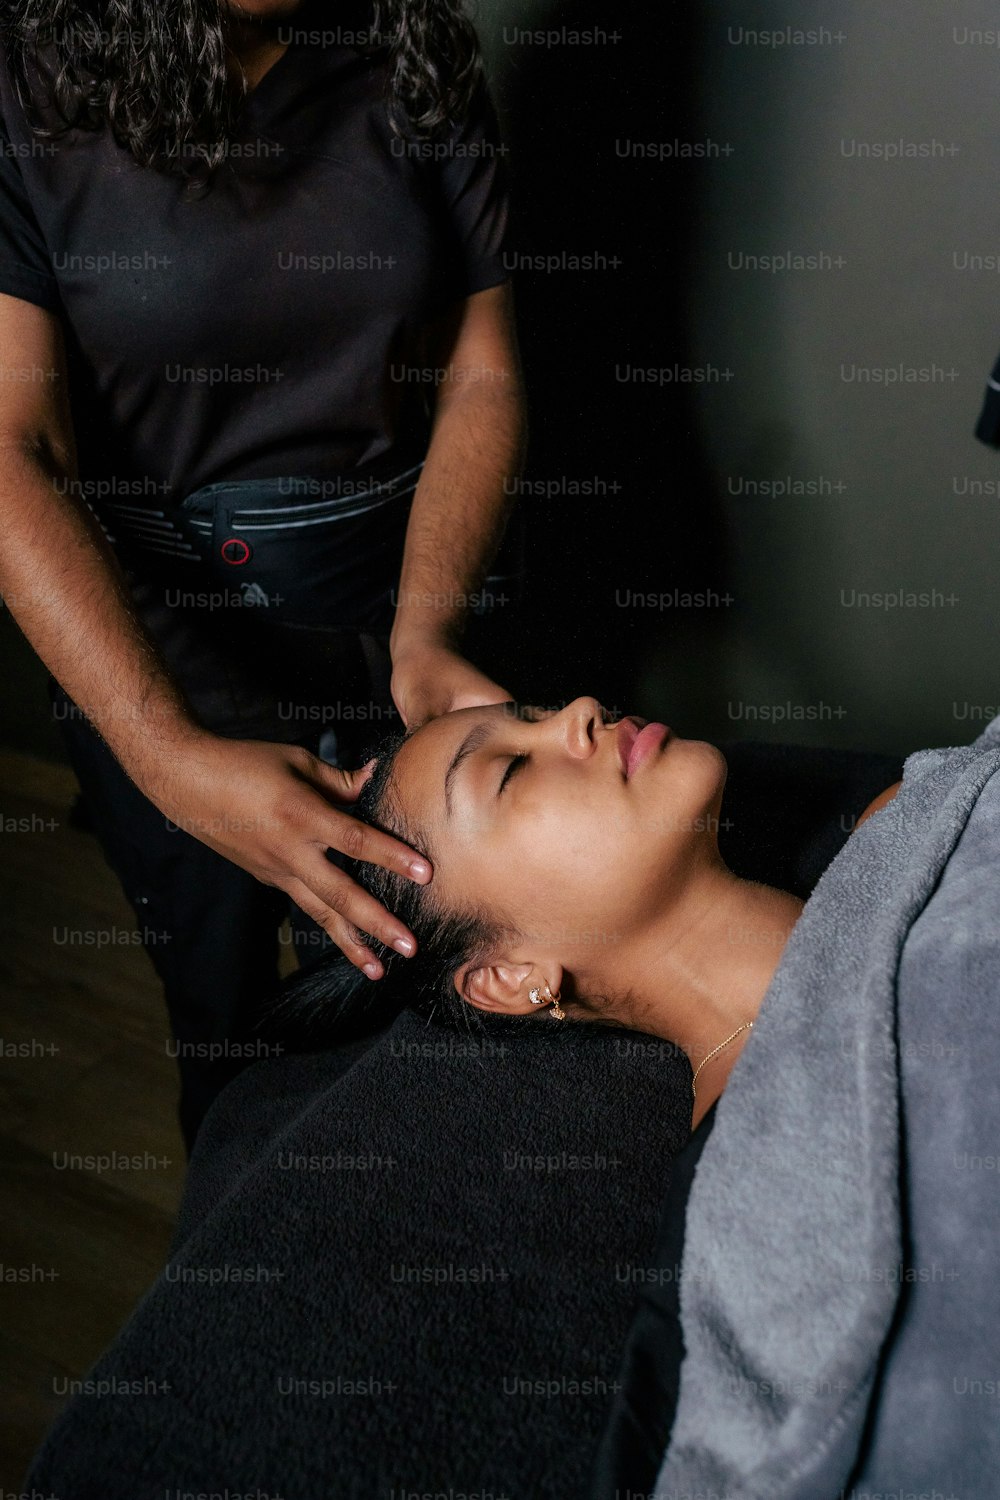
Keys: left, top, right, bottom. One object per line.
{"left": 546, "top": 695, "right": 606, "bottom": 760}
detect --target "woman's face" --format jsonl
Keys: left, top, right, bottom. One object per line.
{"left": 386, "top": 697, "right": 728, "bottom": 959}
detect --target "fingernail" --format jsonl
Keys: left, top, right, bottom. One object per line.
{"left": 393, "top": 936, "right": 415, "bottom": 956}
{"left": 362, "top": 961, "right": 382, "bottom": 978}
{"left": 409, "top": 860, "right": 431, "bottom": 881}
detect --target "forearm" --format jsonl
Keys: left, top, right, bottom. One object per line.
{"left": 0, "top": 439, "right": 205, "bottom": 784}
{"left": 390, "top": 371, "right": 527, "bottom": 652}
{"left": 0, "top": 439, "right": 431, "bottom": 969}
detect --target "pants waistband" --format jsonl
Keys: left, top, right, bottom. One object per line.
{"left": 94, "top": 458, "right": 425, "bottom": 567}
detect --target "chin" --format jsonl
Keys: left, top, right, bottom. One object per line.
{"left": 643, "top": 735, "right": 728, "bottom": 839}
{"left": 226, "top": 0, "right": 303, "bottom": 16}
{"left": 658, "top": 732, "right": 726, "bottom": 787}
{"left": 689, "top": 736, "right": 728, "bottom": 786}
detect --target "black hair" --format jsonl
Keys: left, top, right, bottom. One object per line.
{"left": 2, "top": 0, "right": 484, "bottom": 190}
{"left": 261, "top": 726, "right": 535, "bottom": 1052}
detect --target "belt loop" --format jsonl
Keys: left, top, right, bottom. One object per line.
{"left": 212, "top": 490, "right": 252, "bottom": 575}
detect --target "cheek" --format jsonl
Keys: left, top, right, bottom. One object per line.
{"left": 496, "top": 794, "right": 633, "bottom": 927}
{"left": 428, "top": 829, "right": 537, "bottom": 919}
{"left": 438, "top": 806, "right": 603, "bottom": 931}
{"left": 512, "top": 777, "right": 710, "bottom": 925}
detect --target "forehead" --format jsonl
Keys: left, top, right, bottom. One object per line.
{"left": 390, "top": 704, "right": 499, "bottom": 800}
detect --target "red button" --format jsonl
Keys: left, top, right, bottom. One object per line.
{"left": 220, "top": 537, "right": 251, "bottom": 565}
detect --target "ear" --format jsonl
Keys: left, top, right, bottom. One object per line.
{"left": 453, "top": 960, "right": 564, "bottom": 1017}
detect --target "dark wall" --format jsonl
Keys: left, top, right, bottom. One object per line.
{"left": 474, "top": 0, "right": 1000, "bottom": 755}
{"left": 472, "top": 0, "right": 735, "bottom": 732}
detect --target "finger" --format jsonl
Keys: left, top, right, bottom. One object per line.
{"left": 286, "top": 880, "right": 385, "bottom": 978}
{"left": 297, "top": 763, "right": 432, "bottom": 880}
{"left": 390, "top": 681, "right": 417, "bottom": 729}
{"left": 398, "top": 697, "right": 429, "bottom": 731}
{"left": 298, "top": 796, "right": 432, "bottom": 884}
{"left": 310, "top": 756, "right": 377, "bottom": 804}
{"left": 450, "top": 683, "right": 512, "bottom": 713}
{"left": 293, "top": 858, "right": 420, "bottom": 957}
{"left": 287, "top": 763, "right": 433, "bottom": 882}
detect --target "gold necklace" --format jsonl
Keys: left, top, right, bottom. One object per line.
{"left": 691, "top": 1020, "right": 754, "bottom": 1100}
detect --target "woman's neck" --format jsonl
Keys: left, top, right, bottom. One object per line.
{"left": 223, "top": 10, "right": 291, "bottom": 88}
{"left": 595, "top": 864, "right": 804, "bottom": 1123}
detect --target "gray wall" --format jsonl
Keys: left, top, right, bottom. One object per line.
{"left": 479, "top": 0, "right": 1000, "bottom": 754}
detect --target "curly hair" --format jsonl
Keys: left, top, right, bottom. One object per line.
{"left": 1, "top": 0, "right": 484, "bottom": 189}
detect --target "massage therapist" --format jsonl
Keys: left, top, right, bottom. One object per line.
{"left": 0, "top": 0, "right": 525, "bottom": 1146}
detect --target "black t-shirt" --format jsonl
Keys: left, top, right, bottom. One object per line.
{"left": 0, "top": 0, "right": 510, "bottom": 503}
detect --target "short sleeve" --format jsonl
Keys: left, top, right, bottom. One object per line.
{"left": 432, "top": 72, "right": 511, "bottom": 301}
{"left": 0, "top": 88, "right": 61, "bottom": 313}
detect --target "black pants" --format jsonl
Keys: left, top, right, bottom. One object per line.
{"left": 53, "top": 468, "right": 421, "bottom": 1153}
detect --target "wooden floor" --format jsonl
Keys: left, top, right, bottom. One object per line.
{"left": 0, "top": 750, "right": 293, "bottom": 1485}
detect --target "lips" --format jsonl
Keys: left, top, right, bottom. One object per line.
{"left": 615, "top": 717, "right": 645, "bottom": 777}
{"left": 628, "top": 722, "right": 670, "bottom": 776}
{"left": 615, "top": 718, "right": 671, "bottom": 777}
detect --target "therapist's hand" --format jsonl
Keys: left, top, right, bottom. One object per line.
{"left": 132, "top": 731, "right": 431, "bottom": 978}
{"left": 390, "top": 635, "right": 512, "bottom": 729}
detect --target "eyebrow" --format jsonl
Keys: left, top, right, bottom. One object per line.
{"left": 444, "top": 718, "right": 495, "bottom": 817}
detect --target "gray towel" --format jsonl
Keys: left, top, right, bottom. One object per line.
{"left": 655, "top": 716, "right": 1000, "bottom": 1499}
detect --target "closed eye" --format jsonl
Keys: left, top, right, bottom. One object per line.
{"left": 498, "top": 753, "right": 528, "bottom": 797}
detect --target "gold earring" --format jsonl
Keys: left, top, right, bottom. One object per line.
{"left": 545, "top": 984, "right": 565, "bottom": 1021}
{"left": 528, "top": 987, "right": 544, "bottom": 1005}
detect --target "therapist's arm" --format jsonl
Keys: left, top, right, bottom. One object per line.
{"left": 388, "top": 279, "right": 528, "bottom": 727}
{"left": 0, "top": 291, "right": 430, "bottom": 976}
